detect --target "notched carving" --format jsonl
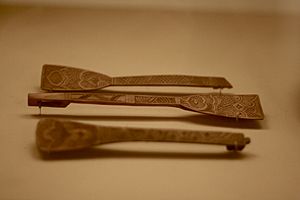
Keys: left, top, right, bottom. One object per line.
{"left": 134, "top": 96, "right": 177, "bottom": 104}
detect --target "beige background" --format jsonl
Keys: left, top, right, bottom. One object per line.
{"left": 2, "top": 0, "right": 300, "bottom": 14}
{"left": 0, "top": 3, "right": 299, "bottom": 200}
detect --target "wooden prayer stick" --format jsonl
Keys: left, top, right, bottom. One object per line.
{"left": 36, "top": 119, "right": 250, "bottom": 152}
{"left": 28, "top": 92, "right": 264, "bottom": 120}
{"left": 41, "top": 64, "right": 233, "bottom": 91}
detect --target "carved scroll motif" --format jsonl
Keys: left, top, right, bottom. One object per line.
{"left": 42, "top": 65, "right": 111, "bottom": 90}
{"left": 180, "top": 94, "right": 263, "bottom": 119}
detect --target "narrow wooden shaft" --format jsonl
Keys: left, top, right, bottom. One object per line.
{"left": 28, "top": 92, "right": 181, "bottom": 108}
{"left": 68, "top": 93, "right": 180, "bottom": 107}
{"left": 112, "top": 75, "right": 232, "bottom": 89}
{"left": 94, "top": 126, "right": 248, "bottom": 147}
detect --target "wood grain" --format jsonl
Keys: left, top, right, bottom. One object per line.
{"left": 36, "top": 119, "right": 250, "bottom": 152}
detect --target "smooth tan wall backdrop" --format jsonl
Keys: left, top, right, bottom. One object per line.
{"left": 1, "top": 0, "right": 300, "bottom": 14}
{"left": 0, "top": 4, "right": 299, "bottom": 200}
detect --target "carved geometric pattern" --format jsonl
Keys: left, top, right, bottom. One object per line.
{"left": 134, "top": 96, "right": 177, "bottom": 104}
{"left": 64, "top": 92, "right": 263, "bottom": 119}
{"left": 70, "top": 93, "right": 126, "bottom": 103}
{"left": 113, "top": 75, "right": 231, "bottom": 88}
{"left": 180, "top": 94, "right": 263, "bottom": 119}
{"left": 41, "top": 64, "right": 111, "bottom": 91}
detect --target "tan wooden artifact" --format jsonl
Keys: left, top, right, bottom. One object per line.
{"left": 28, "top": 92, "right": 264, "bottom": 120}
{"left": 36, "top": 119, "right": 250, "bottom": 152}
{"left": 41, "top": 64, "right": 233, "bottom": 91}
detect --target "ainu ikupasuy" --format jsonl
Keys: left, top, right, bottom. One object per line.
{"left": 41, "top": 64, "right": 233, "bottom": 90}
{"left": 29, "top": 64, "right": 264, "bottom": 153}
{"left": 28, "top": 92, "right": 264, "bottom": 120}
{"left": 36, "top": 119, "right": 251, "bottom": 152}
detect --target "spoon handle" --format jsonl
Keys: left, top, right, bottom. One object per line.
{"left": 112, "top": 75, "right": 232, "bottom": 89}
{"left": 36, "top": 119, "right": 250, "bottom": 152}
{"left": 28, "top": 92, "right": 181, "bottom": 108}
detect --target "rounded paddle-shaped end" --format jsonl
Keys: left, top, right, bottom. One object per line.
{"left": 41, "top": 64, "right": 112, "bottom": 91}
{"left": 36, "top": 119, "right": 98, "bottom": 152}
{"left": 180, "top": 94, "right": 264, "bottom": 120}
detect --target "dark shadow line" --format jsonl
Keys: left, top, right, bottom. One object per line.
{"left": 22, "top": 113, "right": 267, "bottom": 129}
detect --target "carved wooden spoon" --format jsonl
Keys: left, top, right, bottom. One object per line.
{"left": 41, "top": 64, "right": 232, "bottom": 91}
{"left": 36, "top": 119, "right": 250, "bottom": 152}
{"left": 28, "top": 92, "right": 264, "bottom": 119}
